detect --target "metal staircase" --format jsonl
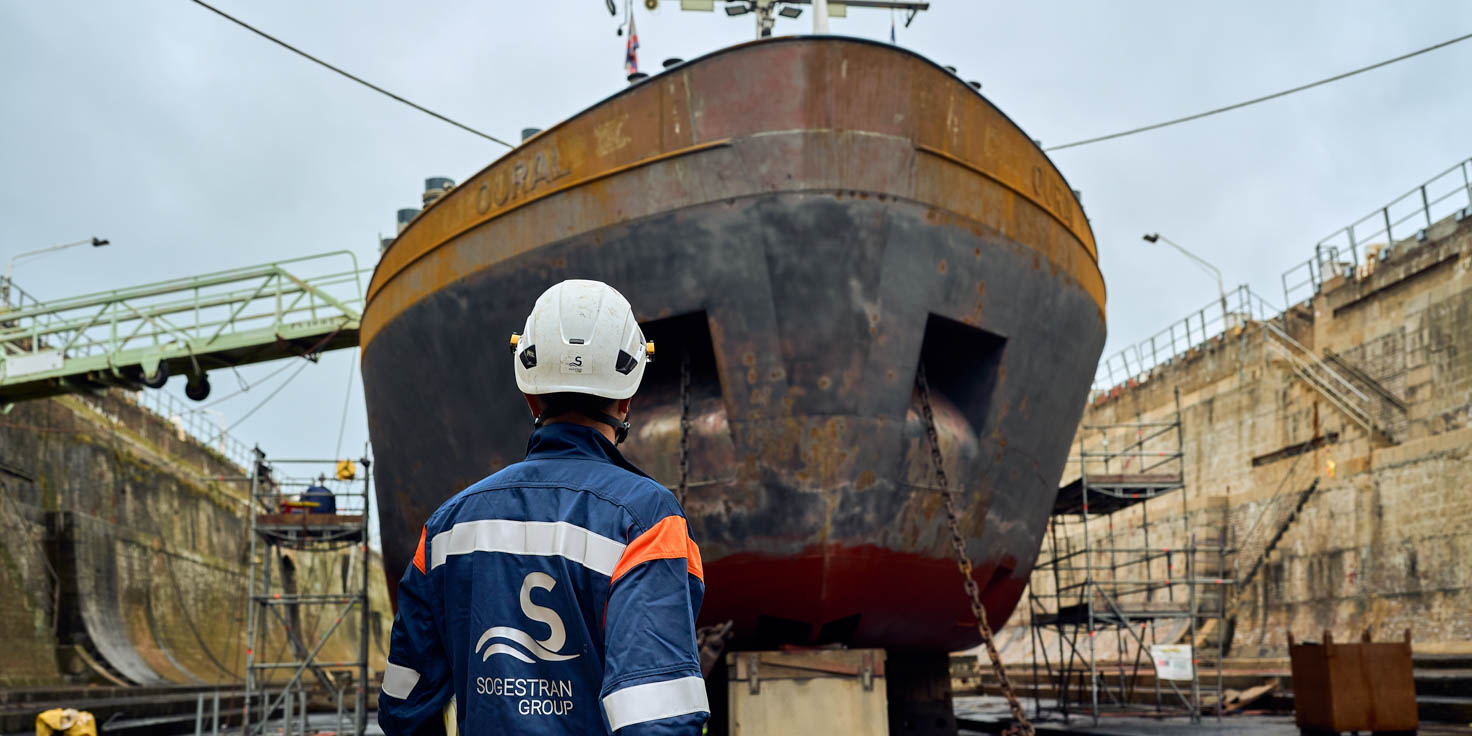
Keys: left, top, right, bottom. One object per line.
{"left": 0, "top": 251, "right": 365, "bottom": 404}
{"left": 1260, "top": 321, "right": 1404, "bottom": 444}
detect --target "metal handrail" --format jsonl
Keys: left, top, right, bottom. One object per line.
{"left": 1260, "top": 320, "right": 1370, "bottom": 406}
{"left": 0, "top": 254, "right": 361, "bottom": 363}
{"left": 0, "top": 252, "right": 365, "bottom": 394}
{"left": 1281, "top": 156, "right": 1472, "bottom": 307}
{"left": 1100, "top": 157, "right": 1472, "bottom": 397}
{"left": 122, "top": 388, "right": 255, "bottom": 469}
{"left": 1260, "top": 322, "right": 1377, "bottom": 436}
{"left": 1091, "top": 285, "right": 1280, "bottom": 392}
{"left": 0, "top": 251, "right": 369, "bottom": 467}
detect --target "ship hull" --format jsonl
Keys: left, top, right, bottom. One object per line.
{"left": 362, "top": 37, "right": 1105, "bottom": 654}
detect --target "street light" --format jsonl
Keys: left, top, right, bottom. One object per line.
{"left": 1142, "top": 233, "right": 1229, "bottom": 325}
{"left": 4, "top": 237, "right": 111, "bottom": 307}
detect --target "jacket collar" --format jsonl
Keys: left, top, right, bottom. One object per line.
{"left": 524, "top": 422, "right": 654, "bottom": 480}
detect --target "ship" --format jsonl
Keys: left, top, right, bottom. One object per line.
{"left": 362, "top": 35, "right": 1104, "bottom": 729}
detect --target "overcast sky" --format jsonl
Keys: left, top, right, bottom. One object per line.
{"left": 3, "top": 1, "right": 1469, "bottom": 536}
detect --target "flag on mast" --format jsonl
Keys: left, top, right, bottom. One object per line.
{"left": 890, "top": 9, "right": 897, "bottom": 43}
{"left": 625, "top": 15, "right": 640, "bottom": 75}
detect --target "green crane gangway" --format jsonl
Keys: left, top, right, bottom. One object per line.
{"left": 0, "top": 251, "right": 366, "bottom": 404}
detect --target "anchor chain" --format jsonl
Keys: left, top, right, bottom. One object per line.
{"left": 915, "top": 361, "right": 1034, "bottom": 736}
{"left": 677, "top": 350, "right": 692, "bottom": 507}
{"left": 674, "top": 350, "right": 737, "bottom": 677}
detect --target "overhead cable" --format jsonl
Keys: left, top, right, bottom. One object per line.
{"left": 334, "top": 348, "right": 358, "bottom": 459}
{"left": 190, "top": 0, "right": 515, "bottom": 148}
{"left": 195, "top": 358, "right": 299, "bottom": 409}
{"left": 1047, "top": 29, "right": 1472, "bottom": 151}
{"left": 193, "top": 327, "right": 346, "bottom": 410}
{"left": 226, "top": 358, "right": 312, "bottom": 432}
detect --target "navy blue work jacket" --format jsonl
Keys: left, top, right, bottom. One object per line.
{"left": 379, "top": 423, "right": 707, "bottom": 735}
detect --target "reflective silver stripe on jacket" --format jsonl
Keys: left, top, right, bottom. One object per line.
{"left": 602, "top": 675, "right": 709, "bottom": 731}
{"left": 430, "top": 519, "right": 626, "bottom": 577}
{"left": 381, "top": 662, "right": 421, "bottom": 699}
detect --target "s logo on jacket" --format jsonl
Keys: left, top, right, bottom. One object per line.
{"left": 475, "top": 572, "right": 579, "bottom": 664}
{"left": 378, "top": 423, "right": 708, "bottom": 735}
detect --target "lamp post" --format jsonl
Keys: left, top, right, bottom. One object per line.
{"left": 4, "top": 237, "right": 110, "bottom": 308}
{"left": 1142, "top": 233, "right": 1229, "bottom": 326}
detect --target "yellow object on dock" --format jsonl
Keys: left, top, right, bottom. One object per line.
{"left": 35, "top": 709, "right": 96, "bottom": 736}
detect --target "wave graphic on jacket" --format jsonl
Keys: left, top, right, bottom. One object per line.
{"left": 476, "top": 572, "right": 579, "bottom": 663}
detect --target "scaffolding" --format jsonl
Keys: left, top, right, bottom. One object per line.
{"left": 242, "top": 450, "right": 373, "bottom": 736}
{"left": 1027, "top": 393, "right": 1233, "bottom": 724}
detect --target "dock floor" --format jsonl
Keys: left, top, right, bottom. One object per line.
{"left": 955, "top": 695, "right": 1472, "bottom": 736}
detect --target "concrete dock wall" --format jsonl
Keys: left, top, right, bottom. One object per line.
{"left": 0, "top": 389, "right": 391, "bottom": 687}
{"left": 1012, "top": 214, "right": 1472, "bottom": 659}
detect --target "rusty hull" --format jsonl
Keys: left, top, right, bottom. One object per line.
{"left": 362, "top": 37, "right": 1105, "bottom": 654}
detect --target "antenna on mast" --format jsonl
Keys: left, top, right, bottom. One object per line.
{"left": 678, "top": 1, "right": 929, "bottom": 39}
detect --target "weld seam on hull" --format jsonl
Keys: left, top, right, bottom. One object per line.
{"left": 915, "top": 144, "right": 1099, "bottom": 269}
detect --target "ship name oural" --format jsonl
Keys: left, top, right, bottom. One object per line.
{"left": 476, "top": 146, "right": 573, "bottom": 213}
{"left": 1030, "top": 165, "right": 1074, "bottom": 229}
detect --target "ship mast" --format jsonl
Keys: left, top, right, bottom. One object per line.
{"left": 677, "top": 0, "right": 929, "bottom": 39}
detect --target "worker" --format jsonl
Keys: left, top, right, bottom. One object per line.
{"left": 379, "top": 280, "right": 707, "bottom": 735}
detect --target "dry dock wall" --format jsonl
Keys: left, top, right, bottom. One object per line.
{"left": 0, "top": 389, "right": 390, "bottom": 687}
{"left": 1010, "top": 213, "right": 1472, "bottom": 659}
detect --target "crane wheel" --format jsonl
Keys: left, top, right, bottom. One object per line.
{"left": 142, "top": 363, "right": 170, "bottom": 389}
{"left": 185, "top": 374, "right": 211, "bottom": 401}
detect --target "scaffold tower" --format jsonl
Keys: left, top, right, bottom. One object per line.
{"left": 242, "top": 450, "right": 372, "bottom": 736}
{"left": 1027, "top": 390, "right": 1233, "bottom": 724}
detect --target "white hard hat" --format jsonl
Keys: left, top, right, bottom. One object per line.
{"left": 511, "top": 280, "right": 653, "bottom": 400}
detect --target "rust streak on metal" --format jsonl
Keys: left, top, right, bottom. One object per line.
{"left": 915, "top": 143, "right": 1095, "bottom": 264}
{"left": 363, "top": 38, "right": 1103, "bottom": 352}
{"left": 368, "top": 138, "right": 733, "bottom": 302}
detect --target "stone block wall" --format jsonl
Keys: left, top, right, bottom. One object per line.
{"left": 0, "top": 389, "right": 391, "bottom": 687}
{"left": 1009, "top": 215, "right": 1472, "bottom": 660}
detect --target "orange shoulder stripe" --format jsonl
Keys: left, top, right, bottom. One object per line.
{"left": 611, "top": 515, "right": 704, "bottom": 585}
{"left": 412, "top": 525, "right": 427, "bottom": 574}
{"left": 685, "top": 532, "right": 704, "bottom": 582}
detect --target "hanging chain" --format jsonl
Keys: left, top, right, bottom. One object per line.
{"left": 915, "top": 362, "right": 1035, "bottom": 736}
{"left": 677, "top": 350, "right": 692, "bottom": 507}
